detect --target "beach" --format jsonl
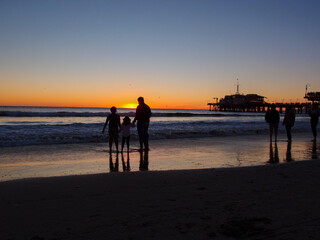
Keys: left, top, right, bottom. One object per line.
{"left": 1, "top": 133, "right": 320, "bottom": 239}
{"left": 1, "top": 107, "right": 319, "bottom": 239}
{"left": 0, "top": 132, "right": 318, "bottom": 181}
{"left": 2, "top": 0, "right": 320, "bottom": 238}
{"left": 1, "top": 159, "right": 320, "bottom": 240}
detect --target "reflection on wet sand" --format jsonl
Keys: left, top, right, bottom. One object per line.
{"left": 268, "top": 142, "right": 279, "bottom": 164}
{"left": 105, "top": 138, "right": 317, "bottom": 174}
{"left": 285, "top": 141, "right": 293, "bottom": 162}
{"left": 311, "top": 140, "right": 318, "bottom": 160}
{"left": 121, "top": 152, "right": 131, "bottom": 172}
{"left": 109, "top": 152, "right": 119, "bottom": 172}
{"left": 108, "top": 150, "right": 149, "bottom": 172}
{"left": 139, "top": 150, "right": 149, "bottom": 171}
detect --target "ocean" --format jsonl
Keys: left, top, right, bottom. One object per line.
{"left": 0, "top": 106, "right": 312, "bottom": 147}
{"left": 1, "top": 106, "right": 318, "bottom": 181}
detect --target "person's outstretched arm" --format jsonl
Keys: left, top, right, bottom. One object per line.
{"left": 102, "top": 116, "right": 109, "bottom": 133}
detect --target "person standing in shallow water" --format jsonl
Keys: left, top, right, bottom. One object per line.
{"left": 102, "top": 106, "right": 121, "bottom": 152}
{"left": 265, "top": 104, "right": 280, "bottom": 142}
{"left": 120, "top": 116, "right": 135, "bottom": 152}
{"left": 133, "top": 97, "right": 152, "bottom": 151}
{"left": 309, "top": 103, "right": 320, "bottom": 141}
{"left": 283, "top": 106, "right": 295, "bottom": 142}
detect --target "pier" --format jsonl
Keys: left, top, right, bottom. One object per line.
{"left": 207, "top": 102, "right": 310, "bottom": 114}
{"left": 208, "top": 82, "right": 319, "bottom": 114}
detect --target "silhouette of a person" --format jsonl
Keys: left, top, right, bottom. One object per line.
{"left": 308, "top": 103, "right": 320, "bottom": 141}
{"left": 283, "top": 106, "right": 295, "bottom": 141}
{"left": 102, "top": 106, "right": 121, "bottom": 152}
{"left": 265, "top": 104, "right": 280, "bottom": 142}
{"left": 120, "top": 116, "right": 135, "bottom": 152}
{"left": 133, "top": 97, "right": 152, "bottom": 151}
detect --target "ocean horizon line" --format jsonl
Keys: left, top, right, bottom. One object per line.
{"left": 0, "top": 105, "right": 207, "bottom": 111}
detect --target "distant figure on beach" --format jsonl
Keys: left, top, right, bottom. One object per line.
{"left": 133, "top": 97, "right": 152, "bottom": 150}
{"left": 308, "top": 103, "right": 320, "bottom": 141}
{"left": 120, "top": 116, "right": 135, "bottom": 152}
{"left": 283, "top": 106, "right": 295, "bottom": 141}
{"left": 265, "top": 104, "right": 280, "bottom": 142}
{"left": 102, "top": 106, "right": 121, "bottom": 152}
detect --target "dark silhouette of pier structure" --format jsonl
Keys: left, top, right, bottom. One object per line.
{"left": 208, "top": 101, "right": 308, "bottom": 114}
{"left": 208, "top": 82, "right": 319, "bottom": 114}
{"left": 208, "top": 91, "right": 320, "bottom": 114}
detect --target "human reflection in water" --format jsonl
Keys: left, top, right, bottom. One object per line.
{"left": 268, "top": 142, "right": 279, "bottom": 164}
{"left": 311, "top": 140, "right": 318, "bottom": 160}
{"left": 285, "top": 141, "right": 293, "bottom": 162}
{"left": 109, "top": 152, "right": 119, "bottom": 172}
{"left": 139, "top": 150, "right": 149, "bottom": 171}
{"left": 121, "top": 152, "right": 131, "bottom": 172}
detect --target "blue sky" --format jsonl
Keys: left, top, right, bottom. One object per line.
{"left": 1, "top": 0, "right": 320, "bottom": 108}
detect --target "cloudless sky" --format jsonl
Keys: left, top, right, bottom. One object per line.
{"left": 1, "top": 0, "right": 320, "bottom": 109}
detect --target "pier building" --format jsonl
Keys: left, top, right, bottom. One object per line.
{"left": 208, "top": 83, "right": 317, "bottom": 114}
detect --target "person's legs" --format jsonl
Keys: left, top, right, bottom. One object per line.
{"left": 121, "top": 136, "right": 125, "bottom": 152}
{"left": 142, "top": 124, "right": 149, "bottom": 150}
{"left": 274, "top": 123, "right": 279, "bottom": 142}
{"left": 109, "top": 128, "right": 119, "bottom": 152}
{"left": 126, "top": 136, "right": 130, "bottom": 152}
{"left": 137, "top": 124, "right": 144, "bottom": 150}
{"left": 137, "top": 123, "right": 150, "bottom": 150}
{"left": 286, "top": 125, "right": 292, "bottom": 141}
{"left": 311, "top": 121, "right": 317, "bottom": 140}
{"left": 114, "top": 134, "right": 119, "bottom": 152}
{"left": 269, "top": 124, "right": 273, "bottom": 142}
{"left": 109, "top": 135, "right": 113, "bottom": 152}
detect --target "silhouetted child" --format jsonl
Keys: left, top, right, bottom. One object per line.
{"left": 102, "top": 106, "right": 121, "bottom": 152}
{"left": 120, "top": 116, "right": 135, "bottom": 152}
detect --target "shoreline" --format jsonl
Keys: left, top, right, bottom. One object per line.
{"left": 1, "top": 159, "right": 320, "bottom": 239}
{"left": 0, "top": 132, "right": 318, "bottom": 182}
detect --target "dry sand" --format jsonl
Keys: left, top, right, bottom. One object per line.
{"left": 1, "top": 159, "right": 320, "bottom": 240}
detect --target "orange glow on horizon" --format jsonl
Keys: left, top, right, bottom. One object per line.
{"left": 122, "top": 103, "right": 139, "bottom": 109}
{"left": 0, "top": 101, "right": 209, "bottom": 110}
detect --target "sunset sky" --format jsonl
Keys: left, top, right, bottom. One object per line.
{"left": 1, "top": 0, "right": 320, "bottom": 109}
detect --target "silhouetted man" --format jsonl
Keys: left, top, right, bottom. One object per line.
{"left": 309, "top": 103, "right": 320, "bottom": 141}
{"left": 265, "top": 104, "right": 280, "bottom": 142}
{"left": 133, "top": 97, "right": 151, "bottom": 150}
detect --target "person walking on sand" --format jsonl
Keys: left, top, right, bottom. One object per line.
{"left": 265, "top": 104, "right": 280, "bottom": 142}
{"left": 133, "top": 97, "right": 152, "bottom": 151}
{"left": 120, "top": 116, "right": 135, "bottom": 152}
{"left": 283, "top": 106, "right": 295, "bottom": 142}
{"left": 308, "top": 103, "right": 320, "bottom": 141}
{"left": 102, "top": 106, "right": 121, "bottom": 152}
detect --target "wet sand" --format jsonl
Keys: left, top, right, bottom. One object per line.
{"left": 1, "top": 159, "right": 320, "bottom": 239}
{"left": 0, "top": 133, "right": 318, "bottom": 182}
